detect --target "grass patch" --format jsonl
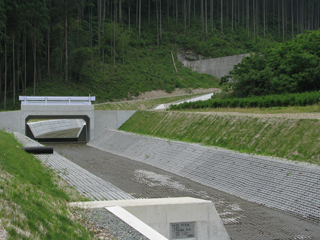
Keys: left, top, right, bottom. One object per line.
{"left": 171, "top": 104, "right": 320, "bottom": 114}
{"left": 119, "top": 111, "right": 320, "bottom": 165}
{"left": 0, "top": 131, "right": 94, "bottom": 240}
{"left": 95, "top": 93, "right": 209, "bottom": 110}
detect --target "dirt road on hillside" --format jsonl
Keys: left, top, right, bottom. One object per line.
{"left": 51, "top": 143, "right": 320, "bottom": 240}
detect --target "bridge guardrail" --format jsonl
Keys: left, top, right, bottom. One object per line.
{"left": 19, "top": 96, "right": 96, "bottom": 105}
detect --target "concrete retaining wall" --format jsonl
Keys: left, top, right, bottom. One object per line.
{"left": 89, "top": 130, "right": 320, "bottom": 224}
{"left": 28, "top": 119, "right": 85, "bottom": 137}
{"left": 0, "top": 111, "right": 21, "bottom": 132}
{"left": 94, "top": 110, "right": 136, "bottom": 138}
{"left": 178, "top": 54, "right": 250, "bottom": 78}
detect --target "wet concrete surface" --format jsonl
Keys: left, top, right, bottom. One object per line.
{"left": 51, "top": 143, "right": 320, "bottom": 240}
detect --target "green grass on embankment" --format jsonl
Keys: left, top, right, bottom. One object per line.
{"left": 119, "top": 111, "right": 320, "bottom": 165}
{"left": 172, "top": 104, "right": 320, "bottom": 114}
{"left": 0, "top": 131, "right": 93, "bottom": 240}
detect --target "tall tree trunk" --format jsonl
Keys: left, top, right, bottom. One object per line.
{"left": 110, "top": 0, "right": 113, "bottom": 62}
{"left": 201, "top": 0, "right": 204, "bottom": 32}
{"left": 167, "top": 0, "right": 169, "bottom": 23}
{"left": 4, "top": 23, "right": 7, "bottom": 110}
{"left": 246, "top": 0, "right": 249, "bottom": 37}
{"left": 24, "top": 24, "right": 27, "bottom": 95}
{"left": 0, "top": 59, "right": 2, "bottom": 106}
{"left": 98, "top": 0, "right": 101, "bottom": 52}
{"left": 17, "top": 34, "right": 20, "bottom": 100}
{"left": 210, "top": 0, "right": 213, "bottom": 31}
{"left": 176, "top": 0, "right": 178, "bottom": 26}
{"left": 114, "top": 0, "right": 116, "bottom": 65}
{"left": 120, "top": 0, "right": 124, "bottom": 65}
{"left": 205, "top": 0, "right": 207, "bottom": 35}
{"left": 184, "top": 0, "right": 187, "bottom": 33}
{"left": 221, "top": 0, "right": 223, "bottom": 34}
{"left": 89, "top": 0, "right": 92, "bottom": 48}
{"left": 12, "top": 34, "right": 15, "bottom": 107}
{"left": 156, "top": 1, "right": 159, "bottom": 46}
{"left": 139, "top": 0, "right": 141, "bottom": 35}
{"left": 33, "top": 31, "right": 37, "bottom": 96}
{"left": 188, "top": 0, "right": 191, "bottom": 27}
{"left": 148, "top": 0, "right": 150, "bottom": 24}
{"left": 278, "top": 0, "right": 280, "bottom": 38}
{"left": 301, "top": 0, "right": 304, "bottom": 34}
{"left": 136, "top": 0, "right": 138, "bottom": 25}
{"left": 65, "top": 0, "right": 68, "bottom": 82}
{"left": 291, "top": 0, "right": 294, "bottom": 40}
{"left": 48, "top": 0, "right": 51, "bottom": 77}
{"left": 102, "top": 0, "right": 106, "bottom": 62}
{"left": 253, "top": 0, "right": 255, "bottom": 40}
{"left": 160, "top": 0, "right": 162, "bottom": 38}
{"left": 232, "top": 0, "right": 234, "bottom": 32}
{"left": 282, "top": 0, "right": 285, "bottom": 42}
{"left": 128, "top": 0, "right": 131, "bottom": 30}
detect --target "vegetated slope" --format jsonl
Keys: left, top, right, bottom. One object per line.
{"left": 0, "top": 131, "right": 93, "bottom": 239}
{"left": 34, "top": 45, "right": 220, "bottom": 104}
{"left": 119, "top": 111, "right": 320, "bottom": 165}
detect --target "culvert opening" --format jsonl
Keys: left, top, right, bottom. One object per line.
{"left": 26, "top": 115, "right": 90, "bottom": 143}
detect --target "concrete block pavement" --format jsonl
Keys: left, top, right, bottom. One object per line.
{"left": 88, "top": 129, "right": 320, "bottom": 224}
{"left": 14, "top": 132, "right": 133, "bottom": 201}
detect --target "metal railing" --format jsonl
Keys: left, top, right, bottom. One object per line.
{"left": 19, "top": 96, "right": 96, "bottom": 105}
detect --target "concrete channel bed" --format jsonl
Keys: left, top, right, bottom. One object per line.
{"left": 89, "top": 129, "right": 320, "bottom": 225}
{"left": 12, "top": 130, "right": 320, "bottom": 239}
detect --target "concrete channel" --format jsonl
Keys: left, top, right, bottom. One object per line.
{"left": 13, "top": 127, "right": 320, "bottom": 240}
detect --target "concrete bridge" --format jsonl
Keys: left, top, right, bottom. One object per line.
{"left": 0, "top": 96, "right": 136, "bottom": 142}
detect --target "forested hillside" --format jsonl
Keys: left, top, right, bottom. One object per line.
{"left": 0, "top": 0, "right": 319, "bottom": 110}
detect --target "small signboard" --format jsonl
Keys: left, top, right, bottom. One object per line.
{"left": 170, "top": 222, "right": 196, "bottom": 239}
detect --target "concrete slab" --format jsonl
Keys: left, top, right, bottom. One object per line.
{"left": 69, "top": 197, "right": 230, "bottom": 240}
{"left": 107, "top": 206, "right": 168, "bottom": 240}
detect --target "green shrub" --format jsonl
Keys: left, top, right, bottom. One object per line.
{"left": 170, "top": 91, "right": 320, "bottom": 110}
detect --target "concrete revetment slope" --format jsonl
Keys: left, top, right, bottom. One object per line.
{"left": 178, "top": 53, "right": 250, "bottom": 78}
{"left": 88, "top": 129, "right": 320, "bottom": 225}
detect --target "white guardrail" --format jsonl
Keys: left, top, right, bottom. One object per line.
{"left": 19, "top": 96, "right": 96, "bottom": 105}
